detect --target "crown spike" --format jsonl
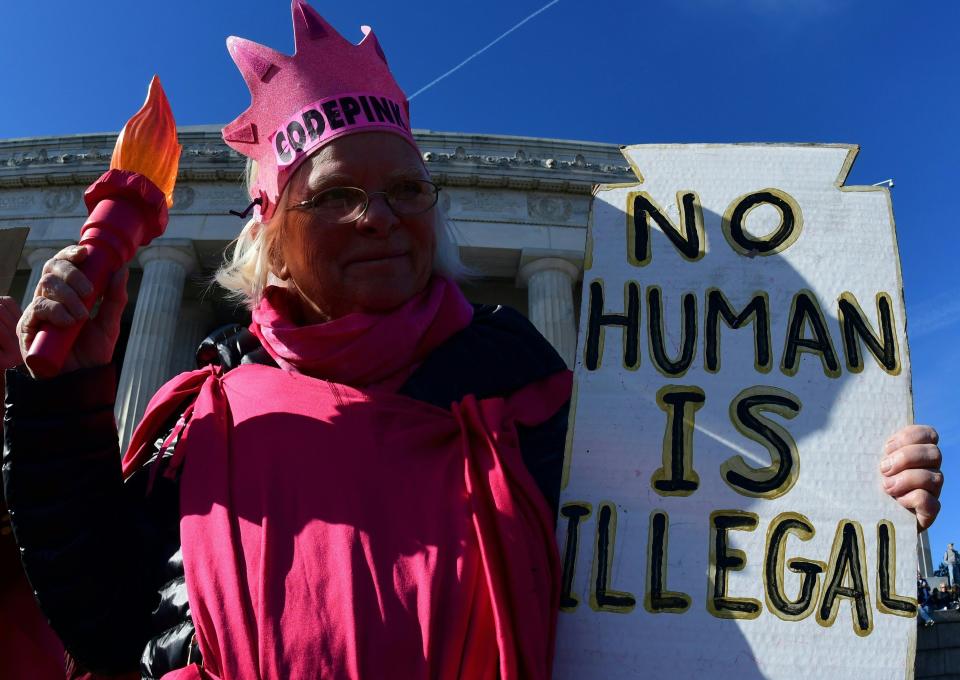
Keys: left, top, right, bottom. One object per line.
{"left": 292, "top": 0, "right": 342, "bottom": 51}
{"left": 223, "top": 121, "right": 258, "bottom": 145}
{"left": 360, "top": 26, "right": 388, "bottom": 64}
{"left": 227, "top": 36, "right": 285, "bottom": 87}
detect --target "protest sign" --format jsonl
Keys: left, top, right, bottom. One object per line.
{"left": 555, "top": 144, "right": 917, "bottom": 679}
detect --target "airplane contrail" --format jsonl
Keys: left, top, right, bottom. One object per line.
{"left": 408, "top": 0, "right": 562, "bottom": 101}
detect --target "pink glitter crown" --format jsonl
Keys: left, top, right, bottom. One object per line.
{"left": 222, "top": 0, "right": 414, "bottom": 221}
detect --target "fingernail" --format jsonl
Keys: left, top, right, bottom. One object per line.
{"left": 880, "top": 458, "right": 893, "bottom": 473}
{"left": 882, "top": 476, "right": 895, "bottom": 490}
{"left": 883, "top": 440, "right": 896, "bottom": 455}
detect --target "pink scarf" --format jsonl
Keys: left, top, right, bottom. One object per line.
{"left": 123, "top": 277, "right": 570, "bottom": 680}
{"left": 249, "top": 276, "right": 474, "bottom": 390}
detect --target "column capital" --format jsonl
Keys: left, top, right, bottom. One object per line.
{"left": 25, "top": 247, "right": 59, "bottom": 268}
{"left": 19, "top": 240, "right": 74, "bottom": 270}
{"left": 137, "top": 240, "right": 198, "bottom": 273}
{"left": 517, "top": 255, "right": 581, "bottom": 288}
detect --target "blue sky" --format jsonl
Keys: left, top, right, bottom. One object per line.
{"left": 2, "top": 1, "right": 957, "bottom": 561}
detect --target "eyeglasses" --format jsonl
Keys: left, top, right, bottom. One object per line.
{"left": 289, "top": 179, "right": 441, "bottom": 224}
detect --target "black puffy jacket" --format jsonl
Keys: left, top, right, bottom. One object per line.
{"left": 3, "top": 305, "right": 569, "bottom": 678}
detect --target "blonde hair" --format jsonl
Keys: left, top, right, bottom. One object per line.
{"left": 214, "top": 158, "right": 468, "bottom": 309}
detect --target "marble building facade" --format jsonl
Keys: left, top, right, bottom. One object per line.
{"left": 0, "top": 126, "right": 933, "bottom": 576}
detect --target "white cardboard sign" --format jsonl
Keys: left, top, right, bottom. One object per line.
{"left": 555, "top": 144, "right": 917, "bottom": 679}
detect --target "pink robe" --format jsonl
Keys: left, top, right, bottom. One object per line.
{"left": 124, "top": 278, "right": 570, "bottom": 680}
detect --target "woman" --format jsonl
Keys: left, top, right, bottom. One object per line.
{"left": 7, "top": 5, "right": 566, "bottom": 679}
{"left": 3, "top": 2, "right": 944, "bottom": 679}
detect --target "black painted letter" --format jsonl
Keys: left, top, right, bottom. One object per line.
{"left": 650, "top": 386, "right": 704, "bottom": 496}
{"left": 723, "top": 386, "right": 801, "bottom": 499}
{"left": 590, "top": 503, "right": 636, "bottom": 613}
{"left": 704, "top": 289, "right": 771, "bottom": 373}
{"left": 838, "top": 292, "right": 900, "bottom": 375}
{"left": 559, "top": 503, "right": 592, "bottom": 611}
{"left": 876, "top": 520, "right": 917, "bottom": 617}
{"left": 708, "top": 511, "right": 761, "bottom": 619}
{"left": 627, "top": 191, "right": 705, "bottom": 266}
{"left": 817, "top": 520, "right": 873, "bottom": 636}
{"left": 764, "top": 512, "right": 823, "bottom": 621}
{"left": 584, "top": 280, "right": 641, "bottom": 371}
{"left": 647, "top": 287, "right": 697, "bottom": 377}
{"left": 645, "top": 510, "right": 692, "bottom": 613}
{"left": 782, "top": 291, "right": 841, "bottom": 378}
{"left": 722, "top": 189, "right": 803, "bottom": 256}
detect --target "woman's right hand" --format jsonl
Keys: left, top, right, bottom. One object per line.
{"left": 18, "top": 245, "right": 129, "bottom": 379}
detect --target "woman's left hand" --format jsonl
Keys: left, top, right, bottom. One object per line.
{"left": 880, "top": 424, "right": 942, "bottom": 530}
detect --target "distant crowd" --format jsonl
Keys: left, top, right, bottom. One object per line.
{"left": 918, "top": 578, "right": 960, "bottom": 626}
{"left": 921, "top": 543, "right": 960, "bottom": 626}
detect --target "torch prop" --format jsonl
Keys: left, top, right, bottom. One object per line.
{"left": 25, "top": 76, "right": 181, "bottom": 377}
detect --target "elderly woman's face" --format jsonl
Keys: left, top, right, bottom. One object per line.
{"left": 274, "top": 132, "right": 437, "bottom": 321}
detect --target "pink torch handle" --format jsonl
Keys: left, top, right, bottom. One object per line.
{"left": 25, "top": 170, "right": 168, "bottom": 377}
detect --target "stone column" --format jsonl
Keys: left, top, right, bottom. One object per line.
{"left": 918, "top": 530, "right": 934, "bottom": 579}
{"left": 115, "top": 244, "right": 196, "bottom": 452}
{"left": 21, "top": 248, "right": 59, "bottom": 310}
{"left": 169, "top": 300, "right": 213, "bottom": 375}
{"left": 518, "top": 257, "right": 580, "bottom": 368}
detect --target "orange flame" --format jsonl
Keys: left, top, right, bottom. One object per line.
{"left": 110, "top": 75, "right": 181, "bottom": 207}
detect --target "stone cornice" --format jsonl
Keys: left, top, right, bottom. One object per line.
{"left": 0, "top": 126, "right": 634, "bottom": 195}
